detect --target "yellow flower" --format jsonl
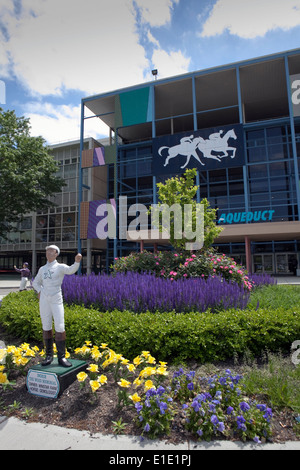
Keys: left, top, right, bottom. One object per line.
{"left": 129, "top": 393, "right": 141, "bottom": 403}
{"left": 141, "top": 351, "right": 150, "bottom": 358}
{"left": 6, "top": 346, "right": 17, "bottom": 354}
{"left": 139, "top": 367, "right": 156, "bottom": 378}
{"left": 97, "top": 374, "right": 108, "bottom": 384}
{"left": 65, "top": 350, "right": 71, "bottom": 359}
{"left": 100, "top": 343, "right": 108, "bottom": 349}
{"left": 159, "top": 361, "right": 168, "bottom": 366}
{"left": 32, "top": 346, "right": 40, "bottom": 353}
{"left": 77, "top": 371, "right": 88, "bottom": 382}
{"left": 121, "top": 358, "right": 129, "bottom": 365}
{"left": 91, "top": 348, "right": 101, "bottom": 360}
{"left": 14, "top": 356, "right": 29, "bottom": 366}
{"left": 0, "top": 365, "right": 5, "bottom": 372}
{"left": 144, "top": 380, "right": 155, "bottom": 391}
{"left": 21, "top": 343, "right": 30, "bottom": 351}
{"left": 87, "top": 364, "right": 99, "bottom": 373}
{"left": 90, "top": 380, "right": 100, "bottom": 392}
{"left": 0, "top": 349, "right": 7, "bottom": 364}
{"left": 24, "top": 349, "right": 35, "bottom": 357}
{"left": 74, "top": 347, "right": 83, "bottom": 354}
{"left": 147, "top": 355, "right": 156, "bottom": 364}
{"left": 133, "top": 377, "right": 142, "bottom": 387}
{"left": 156, "top": 366, "right": 168, "bottom": 376}
{"left": 102, "top": 359, "right": 110, "bottom": 368}
{"left": 127, "top": 363, "right": 136, "bottom": 372}
{"left": 80, "top": 345, "right": 90, "bottom": 355}
{"left": 117, "top": 378, "right": 131, "bottom": 388}
{"left": 133, "top": 356, "right": 142, "bottom": 366}
{"left": 0, "top": 372, "right": 9, "bottom": 384}
{"left": 85, "top": 341, "right": 92, "bottom": 346}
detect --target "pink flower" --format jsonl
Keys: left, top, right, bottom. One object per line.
{"left": 156, "top": 262, "right": 159, "bottom": 265}
{"left": 184, "top": 262, "right": 188, "bottom": 266}
{"left": 229, "top": 270, "right": 232, "bottom": 274}
{"left": 191, "top": 254, "right": 196, "bottom": 258}
{"left": 174, "top": 254, "right": 178, "bottom": 257}
{"left": 173, "top": 272, "right": 177, "bottom": 276}
{"left": 183, "top": 273, "right": 187, "bottom": 277}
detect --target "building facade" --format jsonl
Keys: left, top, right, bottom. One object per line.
{"left": 0, "top": 138, "right": 107, "bottom": 275}
{"left": 79, "top": 49, "right": 300, "bottom": 275}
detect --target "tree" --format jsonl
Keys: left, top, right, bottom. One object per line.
{"left": 150, "top": 168, "right": 223, "bottom": 251}
{"left": 0, "top": 108, "right": 65, "bottom": 239}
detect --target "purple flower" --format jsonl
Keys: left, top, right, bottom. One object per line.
{"left": 135, "top": 403, "right": 143, "bottom": 413}
{"left": 240, "top": 401, "right": 250, "bottom": 412}
{"left": 263, "top": 408, "right": 273, "bottom": 422}
{"left": 217, "top": 422, "right": 225, "bottom": 433}
{"left": 236, "top": 415, "right": 247, "bottom": 431}
{"left": 253, "top": 436, "right": 262, "bottom": 444}
{"left": 227, "top": 406, "right": 234, "bottom": 415}
{"left": 211, "top": 414, "right": 219, "bottom": 426}
{"left": 197, "top": 429, "right": 203, "bottom": 437}
{"left": 144, "top": 423, "right": 150, "bottom": 432}
{"left": 191, "top": 400, "right": 200, "bottom": 412}
{"left": 256, "top": 404, "right": 267, "bottom": 412}
{"left": 187, "top": 382, "right": 194, "bottom": 391}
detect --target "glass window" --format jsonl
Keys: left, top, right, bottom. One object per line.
{"left": 269, "top": 161, "right": 289, "bottom": 177}
{"left": 248, "top": 164, "right": 268, "bottom": 179}
{"left": 247, "top": 129, "right": 265, "bottom": 147}
{"left": 64, "top": 164, "right": 77, "bottom": 178}
{"left": 36, "top": 215, "right": 48, "bottom": 229}
{"left": 247, "top": 146, "right": 267, "bottom": 163}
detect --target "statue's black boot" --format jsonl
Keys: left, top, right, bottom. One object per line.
{"left": 41, "top": 337, "right": 53, "bottom": 366}
{"left": 56, "top": 340, "right": 72, "bottom": 367}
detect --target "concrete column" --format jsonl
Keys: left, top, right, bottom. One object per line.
{"left": 245, "top": 235, "right": 252, "bottom": 273}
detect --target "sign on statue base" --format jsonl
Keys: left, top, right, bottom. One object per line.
{"left": 26, "top": 358, "right": 87, "bottom": 399}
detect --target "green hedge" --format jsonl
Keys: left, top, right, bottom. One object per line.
{"left": 0, "top": 290, "right": 299, "bottom": 363}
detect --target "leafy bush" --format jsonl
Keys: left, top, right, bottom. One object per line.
{"left": 1, "top": 290, "right": 299, "bottom": 363}
{"left": 112, "top": 249, "right": 255, "bottom": 291}
{"left": 62, "top": 272, "right": 251, "bottom": 313}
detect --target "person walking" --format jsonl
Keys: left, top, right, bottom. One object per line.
{"left": 14, "top": 262, "right": 31, "bottom": 291}
{"left": 32, "top": 245, "right": 82, "bottom": 367}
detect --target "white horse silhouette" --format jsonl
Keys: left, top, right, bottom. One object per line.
{"left": 159, "top": 129, "right": 237, "bottom": 169}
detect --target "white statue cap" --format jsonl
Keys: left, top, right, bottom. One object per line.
{"left": 46, "top": 245, "right": 60, "bottom": 256}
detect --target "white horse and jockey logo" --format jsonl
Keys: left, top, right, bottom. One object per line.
{"left": 158, "top": 129, "right": 237, "bottom": 169}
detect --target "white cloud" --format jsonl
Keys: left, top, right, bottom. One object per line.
{"left": 24, "top": 103, "right": 109, "bottom": 144}
{"left": 135, "top": 0, "right": 179, "bottom": 27}
{"left": 151, "top": 48, "right": 190, "bottom": 79}
{"left": 201, "top": 0, "right": 300, "bottom": 39}
{"left": 1, "top": 0, "right": 149, "bottom": 96}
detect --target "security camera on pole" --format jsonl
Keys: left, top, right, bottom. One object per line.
{"left": 32, "top": 245, "right": 82, "bottom": 367}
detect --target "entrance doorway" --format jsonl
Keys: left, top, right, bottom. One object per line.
{"left": 275, "top": 253, "right": 298, "bottom": 275}
{"left": 253, "top": 254, "right": 274, "bottom": 274}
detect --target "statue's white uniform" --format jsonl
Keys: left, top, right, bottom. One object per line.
{"left": 32, "top": 260, "right": 80, "bottom": 332}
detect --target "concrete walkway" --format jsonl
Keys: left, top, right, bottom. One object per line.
{"left": 0, "top": 415, "right": 299, "bottom": 451}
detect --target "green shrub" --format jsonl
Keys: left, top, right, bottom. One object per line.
{"left": 1, "top": 290, "right": 299, "bottom": 363}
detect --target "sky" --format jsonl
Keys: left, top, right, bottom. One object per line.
{"left": 1, "top": 0, "right": 300, "bottom": 144}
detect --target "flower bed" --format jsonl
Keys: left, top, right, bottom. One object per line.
{"left": 62, "top": 272, "right": 251, "bottom": 313}
{"left": 0, "top": 341, "right": 274, "bottom": 444}
{"left": 112, "top": 250, "right": 256, "bottom": 290}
